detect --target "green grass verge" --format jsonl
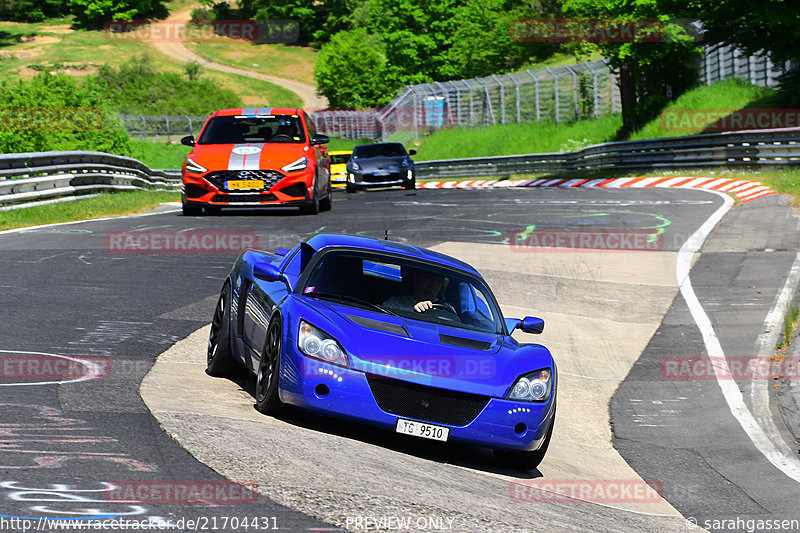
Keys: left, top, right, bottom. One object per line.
{"left": 0, "top": 190, "right": 179, "bottom": 231}
{"left": 129, "top": 140, "right": 192, "bottom": 169}
{"left": 411, "top": 114, "right": 622, "bottom": 161}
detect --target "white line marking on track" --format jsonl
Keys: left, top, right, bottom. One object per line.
{"left": 0, "top": 208, "right": 182, "bottom": 236}
{"left": 750, "top": 251, "right": 800, "bottom": 467}
{"left": 677, "top": 191, "right": 800, "bottom": 484}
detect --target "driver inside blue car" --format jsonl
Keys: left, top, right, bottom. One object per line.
{"left": 384, "top": 268, "right": 453, "bottom": 314}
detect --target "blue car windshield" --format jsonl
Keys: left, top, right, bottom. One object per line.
{"left": 301, "top": 251, "right": 503, "bottom": 334}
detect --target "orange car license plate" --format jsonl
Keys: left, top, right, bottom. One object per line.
{"left": 226, "top": 180, "right": 264, "bottom": 190}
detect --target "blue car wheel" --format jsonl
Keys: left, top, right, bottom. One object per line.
{"left": 256, "top": 318, "right": 284, "bottom": 414}
{"left": 206, "top": 284, "right": 240, "bottom": 377}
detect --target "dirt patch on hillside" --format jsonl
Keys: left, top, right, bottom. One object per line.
{"left": 39, "top": 25, "right": 74, "bottom": 34}
{"left": 17, "top": 35, "right": 60, "bottom": 46}
{"left": 0, "top": 48, "right": 42, "bottom": 59}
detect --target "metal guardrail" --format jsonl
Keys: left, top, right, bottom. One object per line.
{"left": 0, "top": 151, "right": 181, "bottom": 211}
{"left": 1, "top": 129, "right": 798, "bottom": 211}
{"left": 415, "top": 128, "right": 800, "bottom": 179}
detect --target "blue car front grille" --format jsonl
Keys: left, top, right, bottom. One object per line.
{"left": 366, "top": 374, "right": 489, "bottom": 426}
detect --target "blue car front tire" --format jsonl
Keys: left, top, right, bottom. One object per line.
{"left": 256, "top": 317, "right": 285, "bottom": 414}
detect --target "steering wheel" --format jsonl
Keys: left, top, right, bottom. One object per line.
{"left": 428, "top": 303, "right": 459, "bottom": 318}
{"left": 270, "top": 134, "right": 292, "bottom": 141}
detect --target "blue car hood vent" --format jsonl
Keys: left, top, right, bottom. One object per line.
{"left": 346, "top": 314, "right": 408, "bottom": 337}
{"left": 439, "top": 333, "right": 492, "bottom": 351}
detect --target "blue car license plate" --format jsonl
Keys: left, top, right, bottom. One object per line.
{"left": 395, "top": 418, "right": 449, "bottom": 441}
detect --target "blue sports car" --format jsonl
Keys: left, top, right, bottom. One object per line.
{"left": 207, "top": 233, "right": 557, "bottom": 469}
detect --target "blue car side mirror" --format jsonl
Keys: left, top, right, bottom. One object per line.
{"left": 254, "top": 262, "right": 283, "bottom": 282}
{"left": 505, "top": 317, "right": 545, "bottom": 334}
{"left": 521, "top": 317, "right": 545, "bottom": 334}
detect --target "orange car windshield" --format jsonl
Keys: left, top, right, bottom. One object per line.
{"left": 198, "top": 115, "right": 306, "bottom": 144}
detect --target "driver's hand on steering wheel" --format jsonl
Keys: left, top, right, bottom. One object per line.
{"left": 413, "top": 300, "right": 434, "bottom": 313}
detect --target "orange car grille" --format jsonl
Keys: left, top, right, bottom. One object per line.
{"left": 205, "top": 170, "right": 284, "bottom": 191}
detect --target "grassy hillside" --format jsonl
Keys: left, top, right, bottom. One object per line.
{"left": 186, "top": 40, "right": 318, "bottom": 86}
{"left": 630, "top": 79, "right": 778, "bottom": 140}
{"left": 0, "top": 13, "right": 301, "bottom": 108}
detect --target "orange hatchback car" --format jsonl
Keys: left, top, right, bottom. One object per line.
{"left": 180, "top": 107, "right": 332, "bottom": 215}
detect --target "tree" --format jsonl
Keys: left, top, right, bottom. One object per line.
{"left": 442, "top": 0, "right": 558, "bottom": 79}
{"left": 68, "top": 0, "right": 167, "bottom": 28}
{"left": 563, "top": 0, "right": 701, "bottom": 137}
{"left": 0, "top": 0, "right": 69, "bottom": 21}
{"left": 364, "top": 0, "right": 459, "bottom": 85}
{"left": 246, "top": 0, "right": 321, "bottom": 45}
{"left": 691, "top": 0, "right": 800, "bottom": 105}
{"left": 312, "top": 0, "right": 371, "bottom": 45}
{"left": 314, "top": 29, "right": 395, "bottom": 109}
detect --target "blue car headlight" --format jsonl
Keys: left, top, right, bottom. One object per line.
{"left": 351, "top": 161, "right": 360, "bottom": 171}
{"left": 507, "top": 369, "right": 552, "bottom": 402}
{"left": 298, "top": 320, "right": 348, "bottom": 368}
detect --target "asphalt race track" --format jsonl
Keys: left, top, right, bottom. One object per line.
{"left": 1, "top": 186, "right": 799, "bottom": 533}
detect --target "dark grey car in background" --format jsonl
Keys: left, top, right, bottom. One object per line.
{"left": 345, "top": 142, "right": 416, "bottom": 193}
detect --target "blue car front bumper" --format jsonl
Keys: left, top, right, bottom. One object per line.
{"left": 278, "top": 347, "right": 555, "bottom": 452}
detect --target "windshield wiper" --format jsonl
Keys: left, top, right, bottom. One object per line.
{"left": 306, "top": 292, "right": 398, "bottom": 316}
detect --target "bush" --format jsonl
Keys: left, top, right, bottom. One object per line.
{"left": 0, "top": 73, "right": 132, "bottom": 155}
{"left": 93, "top": 54, "right": 242, "bottom": 114}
